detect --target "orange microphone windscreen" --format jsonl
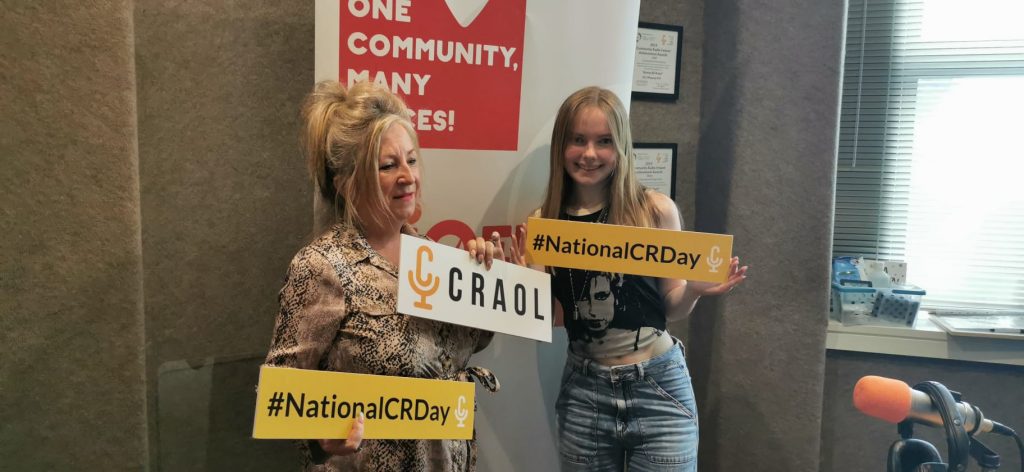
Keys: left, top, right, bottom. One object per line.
{"left": 853, "top": 375, "right": 913, "bottom": 424}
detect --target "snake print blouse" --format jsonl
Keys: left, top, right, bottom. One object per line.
{"left": 265, "top": 223, "right": 495, "bottom": 471}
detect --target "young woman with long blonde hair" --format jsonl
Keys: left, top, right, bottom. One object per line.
{"left": 485, "top": 86, "right": 747, "bottom": 471}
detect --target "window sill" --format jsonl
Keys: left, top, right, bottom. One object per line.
{"left": 826, "top": 312, "right": 1024, "bottom": 367}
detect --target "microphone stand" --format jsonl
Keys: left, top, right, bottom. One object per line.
{"left": 885, "top": 381, "right": 1002, "bottom": 472}
{"left": 971, "top": 438, "right": 1002, "bottom": 472}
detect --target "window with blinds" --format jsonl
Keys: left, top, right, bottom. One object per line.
{"left": 834, "top": 0, "right": 1024, "bottom": 311}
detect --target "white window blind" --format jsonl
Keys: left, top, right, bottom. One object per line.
{"left": 835, "top": 0, "right": 1024, "bottom": 311}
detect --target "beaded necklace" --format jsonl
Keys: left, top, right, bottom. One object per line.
{"left": 566, "top": 206, "right": 609, "bottom": 320}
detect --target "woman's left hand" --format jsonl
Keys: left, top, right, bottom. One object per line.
{"left": 316, "top": 412, "right": 365, "bottom": 457}
{"left": 466, "top": 231, "right": 506, "bottom": 270}
{"left": 687, "top": 256, "right": 748, "bottom": 296}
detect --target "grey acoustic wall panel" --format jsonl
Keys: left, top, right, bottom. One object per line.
{"left": 0, "top": 1, "right": 148, "bottom": 469}
{"left": 134, "top": 1, "right": 314, "bottom": 468}
{"left": 689, "top": 0, "right": 844, "bottom": 470}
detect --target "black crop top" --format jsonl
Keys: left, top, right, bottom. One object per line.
{"left": 551, "top": 209, "right": 667, "bottom": 358}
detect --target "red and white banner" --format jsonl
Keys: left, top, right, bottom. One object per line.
{"left": 336, "top": 0, "right": 525, "bottom": 150}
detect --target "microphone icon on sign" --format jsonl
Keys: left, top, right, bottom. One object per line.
{"left": 707, "top": 246, "right": 723, "bottom": 273}
{"left": 454, "top": 395, "right": 468, "bottom": 428}
{"left": 408, "top": 245, "right": 440, "bottom": 309}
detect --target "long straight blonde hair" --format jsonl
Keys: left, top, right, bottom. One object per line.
{"left": 301, "top": 80, "right": 419, "bottom": 232}
{"left": 541, "top": 86, "right": 660, "bottom": 228}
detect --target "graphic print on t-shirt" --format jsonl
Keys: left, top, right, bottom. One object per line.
{"left": 572, "top": 272, "right": 657, "bottom": 345}
{"left": 576, "top": 272, "right": 619, "bottom": 342}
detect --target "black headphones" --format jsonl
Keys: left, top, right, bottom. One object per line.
{"left": 896, "top": 381, "right": 971, "bottom": 471}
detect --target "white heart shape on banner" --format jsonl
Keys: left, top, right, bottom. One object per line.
{"left": 444, "top": 0, "right": 489, "bottom": 28}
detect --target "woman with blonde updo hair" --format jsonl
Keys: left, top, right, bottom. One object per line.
{"left": 265, "top": 81, "right": 502, "bottom": 472}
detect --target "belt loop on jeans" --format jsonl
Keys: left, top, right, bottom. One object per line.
{"left": 635, "top": 362, "right": 645, "bottom": 380}
{"left": 581, "top": 357, "right": 591, "bottom": 376}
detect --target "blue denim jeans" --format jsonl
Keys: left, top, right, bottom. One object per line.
{"left": 555, "top": 340, "right": 699, "bottom": 471}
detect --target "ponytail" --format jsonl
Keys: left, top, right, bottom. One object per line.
{"left": 301, "top": 81, "right": 348, "bottom": 202}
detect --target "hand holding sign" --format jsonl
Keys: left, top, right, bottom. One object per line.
{"left": 507, "top": 224, "right": 527, "bottom": 267}
{"left": 686, "top": 256, "right": 748, "bottom": 296}
{"left": 317, "top": 413, "right": 365, "bottom": 456}
{"left": 465, "top": 231, "right": 506, "bottom": 269}
{"left": 467, "top": 225, "right": 528, "bottom": 268}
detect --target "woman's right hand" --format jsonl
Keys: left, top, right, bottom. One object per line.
{"left": 466, "top": 224, "right": 529, "bottom": 267}
{"left": 317, "top": 412, "right": 364, "bottom": 456}
{"left": 467, "top": 224, "right": 526, "bottom": 269}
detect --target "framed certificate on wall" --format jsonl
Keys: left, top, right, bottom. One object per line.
{"left": 633, "top": 143, "right": 677, "bottom": 198}
{"left": 632, "top": 22, "right": 684, "bottom": 100}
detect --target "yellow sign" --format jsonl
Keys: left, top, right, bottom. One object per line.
{"left": 524, "top": 217, "right": 733, "bottom": 283}
{"left": 252, "top": 366, "right": 475, "bottom": 440}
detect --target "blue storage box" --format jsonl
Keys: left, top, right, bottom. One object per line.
{"left": 830, "top": 280, "right": 876, "bottom": 325}
{"left": 871, "top": 286, "right": 925, "bottom": 325}
{"left": 829, "top": 256, "right": 925, "bottom": 326}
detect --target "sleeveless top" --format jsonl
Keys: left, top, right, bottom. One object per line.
{"left": 551, "top": 209, "right": 668, "bottom": 359}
